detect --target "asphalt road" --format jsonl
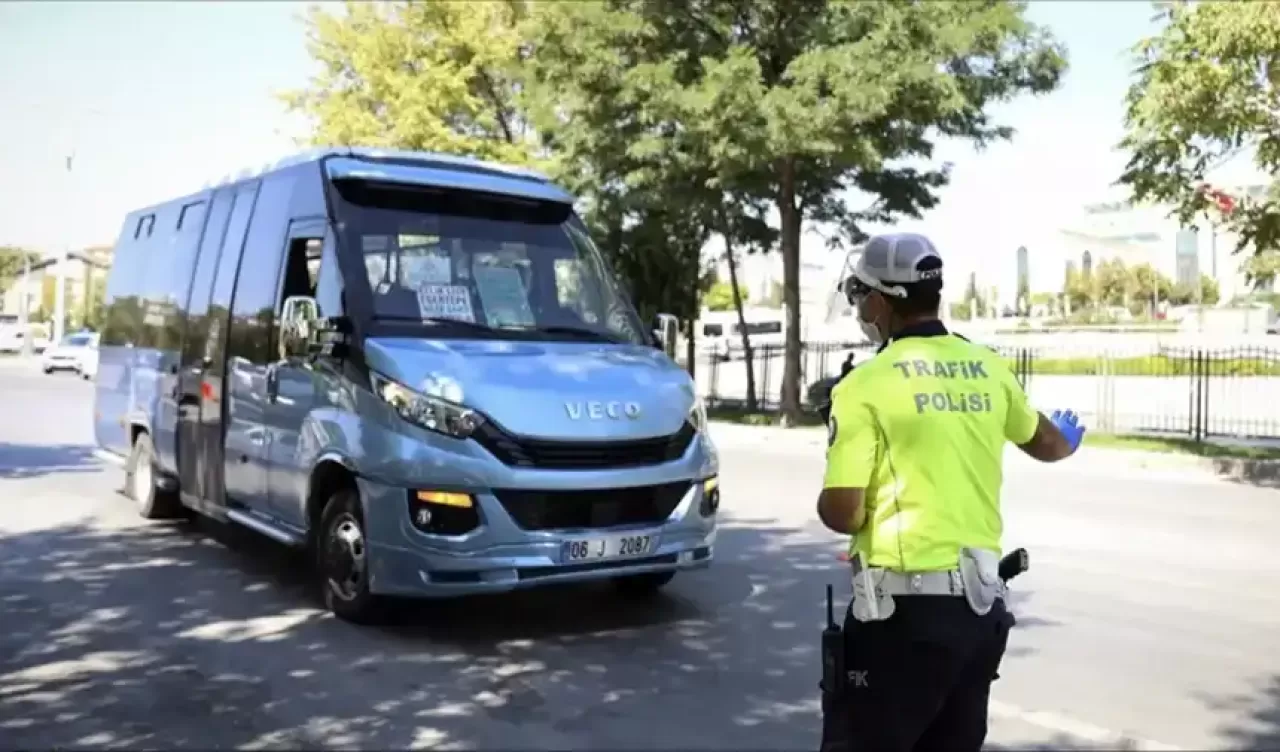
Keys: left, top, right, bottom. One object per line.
{"left": 2, "top": 359, "right": 1280, "bottom": 750}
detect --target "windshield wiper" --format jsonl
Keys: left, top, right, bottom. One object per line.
{"left": 520, "top": 325, "right": 625, "bottom": 343}
{"left": 378, "top": 315, "right": 501, "bottom": 333}
{"left": 378, "top": 316, "right": 624, "bottom": 343}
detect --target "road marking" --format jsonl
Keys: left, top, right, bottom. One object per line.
{"left": 988, "top": 699, "right": 1183, "bottom": 750}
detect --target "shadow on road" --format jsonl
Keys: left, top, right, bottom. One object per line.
{"left": 0, "top": 441, "right": 103, "bottom": 480}
{"left": 1220, "top": 460, "right": 1280, "bottom": 490}
{"left": 1201, "top": 673, "right": 1280, "bottom": 751}
{"left": 0, "top": 513, "right": 857, "bottom": 750}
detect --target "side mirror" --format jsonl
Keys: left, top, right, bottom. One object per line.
{"left": 280, "top": 295, "right": 320, "bottom": 357}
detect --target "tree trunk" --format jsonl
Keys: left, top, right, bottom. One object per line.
{"left": 724, "top": 234, "right": 757, "bottom": 411}
{"left": 685, "top": 277, "right": 697, "bottom": 379}
{"left": 777, "top": 157, "right": 803, "bottom": 426}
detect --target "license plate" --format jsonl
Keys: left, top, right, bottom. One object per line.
{"left": 561, "top": 533, "right": 656, "bottom": 563}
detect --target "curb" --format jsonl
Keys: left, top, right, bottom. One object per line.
{"left": 708, "top": 420, "right": 1280, "bottom": 487}
{"left": 1121, "top": 451, "right": 1280, "bottom": 486}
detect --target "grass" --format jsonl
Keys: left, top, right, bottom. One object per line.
{"left": 707, "top": 406, "right": 1280, "bottom": 461}
{"left": 1007, "top": 354, "right": 1280, "bottom": 377}
{"left": 1083, "top": 432, "right": 1280, "bottom": 461}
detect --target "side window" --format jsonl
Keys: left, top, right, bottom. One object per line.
{"left": 314, "top": 231, "right": 345, "bottom": 318}
{"left": 205, "top": 182, "right": 260, "bottom": 373}
{"left": 225, "top": 175, "right": 294, "bottom": 366}
{"left": 279, "top": 235, "right": 320, "bottom": 303}
{"left": 182, "top": 190, "right": 235, "bottom": 365}
{"left": 102, "top": 216, "right": 148, "bottom": 348}
{"left": 151, "top": 200, "right": 207, "bottom": 352}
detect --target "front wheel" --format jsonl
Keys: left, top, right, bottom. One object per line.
{"left": 612, "top": 570, "right": 676, "bottom": 598}
{"left": 126, "top": 432, "right": 182, "bottom": 519}
{"left": 317, "top": 488, "right": 384, "bottom": 624}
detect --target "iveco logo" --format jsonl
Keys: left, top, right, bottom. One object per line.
{"left": 565, "top": 400, "right": 642, "bottom": 420}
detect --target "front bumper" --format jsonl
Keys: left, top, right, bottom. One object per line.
{"left": 361, "top": 474, "right": 718, "bottom": 598}
{"left": 42, "top": 357, "right": 80, "bottom": 370}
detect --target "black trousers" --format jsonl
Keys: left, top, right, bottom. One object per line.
{"left": 822, "top": 595, "right": 1014, "bottom": 752}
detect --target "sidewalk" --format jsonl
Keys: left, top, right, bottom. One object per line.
{"left": 708, "top": 420, "right": 1280, "bottom": 487}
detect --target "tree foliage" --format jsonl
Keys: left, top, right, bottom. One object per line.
{"left": 0, "top": 246, "right": 41, "bottom": 292}
{"left": 703, "top": 281, "right": 749, "bottom": 312}
{"left": 280, "top": 0, "right": 541, "bottom": 167}
{"left": 1061, "top": 257, "right": 1219, "bottom": 312}
{"left": 1241, "top": 250, "right": 1280, "bottom": 290}
{"left": 1117, "top": 1, "right": 1280, "bottom": 257}
{"left": 527, "top": 0, "right": 1066, "bottom": 423}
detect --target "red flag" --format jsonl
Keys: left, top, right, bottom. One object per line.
{"left": 1202, "top": 185, "right": 1237, "bottom": 217}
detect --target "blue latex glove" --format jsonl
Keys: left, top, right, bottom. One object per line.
{"left": 1049, "top": 409, "right": 1086, "bottom": 454}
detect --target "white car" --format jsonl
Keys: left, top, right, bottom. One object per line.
{"left": 0, "top": 325, "right": 51, "bottom": 354}
{"left": 41, "top": 332, "right": 99, "bottom": 375}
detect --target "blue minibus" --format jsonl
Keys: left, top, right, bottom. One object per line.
{"left": 93, "top": 148, "right": 719, "bottom": 622}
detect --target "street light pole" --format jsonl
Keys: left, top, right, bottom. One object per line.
{"left": 52, "top": 152, "right": 74, "bottom": 344}
{"left": 18, "top": 253, "right": 32, "bottom": 357}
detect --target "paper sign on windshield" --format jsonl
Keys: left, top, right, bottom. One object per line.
{"left": 473, "top": 265, "right": 535, "bottom": 328}
{"left": 416, "top": 284, "right": 475, "bottom": 322}
{"left": 404, "top": 253, "right": 452, "bottom": 286}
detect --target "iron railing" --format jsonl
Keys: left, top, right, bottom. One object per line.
{"left": 695, "top": 340, "right": 1280, "bottom": 441}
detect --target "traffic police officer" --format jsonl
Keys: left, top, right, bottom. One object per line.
{"left": 816, "top": 232, "right": 1086, "bottom": 752}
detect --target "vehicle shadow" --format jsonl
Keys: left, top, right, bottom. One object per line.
{"left": 1220, "top": 459, "right": 1280, "bottom": 490}
{"left": 0, "top": 442, "right": 104, "bottom": 480}
{"left": 0, "top": 514, "right": 858, "bottom": 750}
{"left": 1200, "top": 673, "right": 1280, "bottom": 751}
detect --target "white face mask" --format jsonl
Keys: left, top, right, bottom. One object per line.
{"left": 860, "top": 313, "right": 880, "bottom": 342}
{"left": 857, "top": 306, "right": 883, "bottom": 344}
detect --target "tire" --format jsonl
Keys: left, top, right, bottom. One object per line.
{"left": 126, "top": 431, "right": 182, "bottom": 520}
{"left": 42, "top": 366, "right": 52, "bottom": 374}
{"left": 612, "top": 570, "right": 676, "bottom": 598}
{"left": 317, "top": 488, "right": 383, "bottom": 624}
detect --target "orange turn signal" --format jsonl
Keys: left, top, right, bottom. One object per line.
{"left": 415, "top": 490, "right": 473, "bottom": 508}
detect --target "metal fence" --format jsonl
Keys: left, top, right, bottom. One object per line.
{"left": 695, "top": 340, "right": 1280, "bottom": 441}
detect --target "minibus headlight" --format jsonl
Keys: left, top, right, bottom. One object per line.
{"left": 687, "top": 395, "right": 708, "bottom": 433}
{"left": 371, "top": 372, "right": 484, "bottom": 439}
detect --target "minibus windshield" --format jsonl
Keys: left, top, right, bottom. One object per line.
{"left": 332, "top": 180, "right": 648, "bottom": 346}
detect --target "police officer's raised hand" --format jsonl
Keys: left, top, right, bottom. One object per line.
{"left": 1049, "top": 409, "right": 1085, "bottom": 454}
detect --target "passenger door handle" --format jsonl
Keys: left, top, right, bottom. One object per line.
{"left": 265, "top": 363, "right": 280, "bottom": 403}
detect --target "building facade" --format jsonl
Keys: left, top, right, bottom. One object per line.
{"left": 0, "top": 248, "right": 112, "bottom": 325}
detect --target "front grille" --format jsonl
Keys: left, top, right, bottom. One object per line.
{"left": 493, "top": 481, "right": 692, "bottom": 530}
{"left": 473, "top": 422, "right": 696, "bottom": 470}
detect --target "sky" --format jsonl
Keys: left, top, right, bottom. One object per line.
{"left": 0, "top": 0, "right": 1166, "bottom": 299}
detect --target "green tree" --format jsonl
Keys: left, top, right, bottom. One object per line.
{"left": 281, "top": 0, "right": 541, "bottom": 167}
{"left": 1063, "top": 264, "right": 1091, "bottom": 312}
{"left": 531, "top": 0, "right": 1066, "bottom": 424}
{"left": 1117, "top": 1, "right": 1280, "bottom": 258}
{"left": 37, "top": 276, "right": 56, "bottom": 324}
{"left": 1199, "top": 274, "right": 1221, "bottom": 305}
{"left": 0, "top": 246, "right": 41, "bottom": 293}
{"left": 1127, "top": 262, "right": 1173, "bottom": 315}
{"left": 1168, "top": 273, "right": 1220, "bottom": 306}
{"left": 697, "top": 2, "right": 1065, "bottom": 423}
{"left": 703, "top": 281, "right": 749, "bottom": 312}
{"left": 1029, "top": 292, "right": 1056, "bottom": 316}
{"left": 1241, "top": 250, "right": 1280, "bottom": 291}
